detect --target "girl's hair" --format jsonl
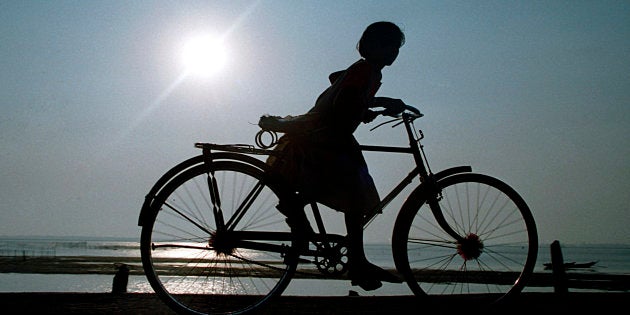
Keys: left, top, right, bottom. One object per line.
{"left": 357, "top": 21, "right": 405, "bottom": 58}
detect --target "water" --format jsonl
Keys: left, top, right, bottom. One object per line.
{"left": 0, "top": 237, "right": 140, "bottom": 258}
{"left": 1, "top": 237, "right": 628, "bottom": 294}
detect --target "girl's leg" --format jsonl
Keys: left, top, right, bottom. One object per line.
{"left": 276, "top": 194, "right": 313, "bottom": 244}
{"left": 345, "top": 211, "right": 402, "bottom": 291}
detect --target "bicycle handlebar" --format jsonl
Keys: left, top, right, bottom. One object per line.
{"left": 369, "top": 104, "right": 423, "bottom": 131}
{"left": 374, "top": 104, "right": 422, "bottom": 118}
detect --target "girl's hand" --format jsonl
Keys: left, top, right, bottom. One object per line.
{"left": 374, "top": 97, "right": 406, "bottom": 117}
{"left": 362, "top": 109, "right": 380, "bottom": 123}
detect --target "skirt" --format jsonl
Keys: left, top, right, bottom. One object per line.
{"left": 267, "top": 134, "right": 380, "bottom": 215}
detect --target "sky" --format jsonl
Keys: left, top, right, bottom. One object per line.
{"left": 1, "top": 0, "right": 628, "bottom": 245}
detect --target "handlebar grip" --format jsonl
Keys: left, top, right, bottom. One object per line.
{"left": 404, "top": 104, "right": 423, "bottom": 117}
{"left": 376, "top": 105, "right": 422, "bottom": 118}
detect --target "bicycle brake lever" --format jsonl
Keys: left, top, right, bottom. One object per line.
{"left": 391, "top": 120, "right": 405, "bottom": 128}
{"left": 369, "top": 117, "right": 401, "bottom": 131}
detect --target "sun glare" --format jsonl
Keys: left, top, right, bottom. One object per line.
{"left": 181, "top": 34, "right": 227, "bottom": 77}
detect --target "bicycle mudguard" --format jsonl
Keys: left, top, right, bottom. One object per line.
{"left": 137, "top": 152, "right": 270, "bottom": 226}
{"left": 391, "top": 165, "right": 472, "bottom": 222}
{"left": 434, "top": 165, "right": 472, "bottom": 181}
{"left": 401, "top": 165, "right": 473, "bottom": 207}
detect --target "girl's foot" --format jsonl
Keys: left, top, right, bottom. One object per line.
{"left": 348, "top": 261, "right": 402, "bottom": 291}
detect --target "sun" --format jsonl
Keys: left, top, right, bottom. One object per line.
{"left": 181, "top": 34, "right": 228, "bottom": 77}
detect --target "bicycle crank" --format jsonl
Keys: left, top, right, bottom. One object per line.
{"left": 314, "top": 241, "right": 348, "bottom": 276}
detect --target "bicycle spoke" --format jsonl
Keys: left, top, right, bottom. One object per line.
{"left": 163, "top": 201, "right": 214, "bottom": 235}
{"left": 407, "top": 237, "right": 454, "bottom": 248}
{"left": 152, "top": 243, "right": 210, "bottom": 250}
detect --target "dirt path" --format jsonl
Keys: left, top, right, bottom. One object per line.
{"left": 1, "top": 292, "right": 628, "bottom": 314}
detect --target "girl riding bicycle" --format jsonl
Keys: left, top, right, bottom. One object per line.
{"left": 260, "top": 21, "right": 407, "bottom": 291}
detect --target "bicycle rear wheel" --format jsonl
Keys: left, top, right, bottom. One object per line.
{"left": 392, "top": 173, "right": 537, "bottom": 304}
{"left": 140, "top": 160, "right": 298, "bottom": 315}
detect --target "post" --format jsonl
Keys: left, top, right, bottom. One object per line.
{"left": 112, "top": 263, "right": 129, "bottom": 294}
{"left": 550, "top": 240, "right": 568, "bottom": 294}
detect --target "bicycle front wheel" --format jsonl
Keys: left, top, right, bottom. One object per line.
{"left": 140, "top": 160, "right": 298, "bottom": 315}
{"left": 392, "top": 173, "right": 537, "bottom": 304}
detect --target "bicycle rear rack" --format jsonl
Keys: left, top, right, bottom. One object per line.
{"left": 195, "top": 142, "right": 278, "bottom": 156}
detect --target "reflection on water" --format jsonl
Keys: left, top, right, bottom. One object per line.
{"left": 0, "top": 273, "right": 415, "bottom": 296}
{"left": 147, "top": 241, "right": 291, "bottom": 297}
{"left": 150, "top": 242, "right": 264, "bottom": 262}
{"left": 158, "top": 276, "right": 259, "bottom": 295}
{"left": 0, "top": 274, "right": 153, "bottom": 293}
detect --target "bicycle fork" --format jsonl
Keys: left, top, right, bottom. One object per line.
{"left": 424, "top": 176, "right": 484, "bottom": 260}
{"left": 424, "top": 176, "right": 465, "bottom": 244}
{"left": 203, "top": 146, "right": 226, "bottom": 230}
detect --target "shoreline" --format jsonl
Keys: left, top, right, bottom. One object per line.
{"left": 1, "top": 292, "right": 628, "bottom": 314}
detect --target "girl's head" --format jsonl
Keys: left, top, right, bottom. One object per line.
{"left": 357, "top": 21, "right": 405, "bottom": 66}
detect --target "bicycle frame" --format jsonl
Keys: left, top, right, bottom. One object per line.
{"left": 139, "top": 112, "right": 473, "bottom": 256}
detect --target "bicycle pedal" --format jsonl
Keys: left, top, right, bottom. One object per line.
{"left": 351, "top": 278, "right": 382, "bottom": 291}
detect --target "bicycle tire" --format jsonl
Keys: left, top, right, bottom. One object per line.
{"left": 392, "top": 173, "right": 538, "bottom": 304}
{"left": 140, "top": 159, "right": 298, "bottom": 315}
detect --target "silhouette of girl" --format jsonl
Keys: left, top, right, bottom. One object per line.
{"left": 261, "top": 21, "right": 407, "bottom": 291}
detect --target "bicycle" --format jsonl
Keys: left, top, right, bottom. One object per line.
{"left": 138, "top": 105, "right": 538, "bottom": 315}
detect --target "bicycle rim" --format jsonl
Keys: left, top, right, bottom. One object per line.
{"left": 141, "top": 161, "right": 297, "bottom": 315}
{"left": 393, "top": 173, "right": 537, "bottom": 304}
